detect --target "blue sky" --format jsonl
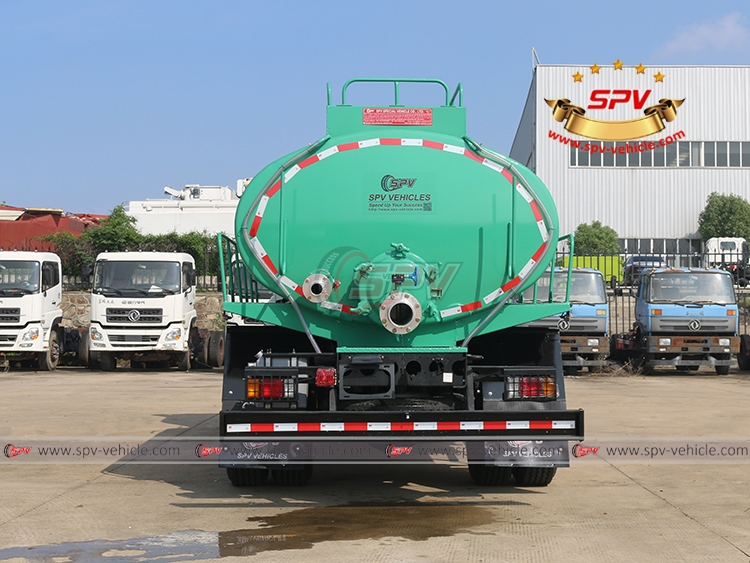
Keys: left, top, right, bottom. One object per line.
{"left": 2, "top": 1, "right": 750, "bottom": 214}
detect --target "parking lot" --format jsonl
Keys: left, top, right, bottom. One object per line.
{"left": 1, "top": 366, "right": 749, "bottom": 562}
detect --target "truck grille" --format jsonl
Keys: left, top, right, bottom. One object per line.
{"left": 107, "top": 334, "right": 160, "bottom": 347}
{"left": 0, "top": 308, "right": 21, "bottom": 323}
{"left": 108, "top": 335, "right": 160, "bottom": 343}
{"left": 0, "top": 333, "right": 17, "bottom": 347}
{"left": 652, "top": 318, "right": 735, "bottom": 333}
{"left": 106, "top": 308, "right": 163, "bottom": 324}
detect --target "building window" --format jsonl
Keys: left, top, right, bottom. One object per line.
{"left": 717, "top": 142, "right": 728, "bottom": 167}
{"left": 590, "top": 142, "right": 602, "bottom": 166}
{"left": 570, "top": 139, "right": 750, "bottom": 168}
{"left": 730, "top": 142, "right": 741, "bottom": 167}
{"left": 641, "top": 146, "right": 652, "bottom": 166}
{"left": 679, "top": 143, "right": 690, "bottom": 167}
{"left": 691, "top": 142, "right": 702, "bottom": 167}
{"left": 615, "top": 142, "right": 627, "bottom": 167}
{"left": 666, "top": 143, "right": 678, "bottom": 167}
{"left": 577, "top": 145, "right": 589, "bottom": 166}
{"left": 653, "top": 145, "right": 665, "bottom": 167}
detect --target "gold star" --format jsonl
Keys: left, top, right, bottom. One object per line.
{"left": 590, "top": 63, "right": 601, "bottom": 74}
{"left": 654, "top": 71, "right": 665, "bottom": 82}
{"left": 636, "top": 63, "right": 646, "bottom": 74}
{"left": 613, "top": 59, "right": 624, "bottom": 70}
{"left": 572, "top": 71, "right": 583, "bottom": 82}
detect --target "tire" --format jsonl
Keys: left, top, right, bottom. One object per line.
{"left": 271, "top": 465, "right": 313, "bottom": 486}
{"left": 77, "top": 329, "right": 90, "bottom": 367}
{"left": 208, "top": 331, "right": 225, "bottom": 368}
{"left": 226, "top": 467, "right": 269, "bottom": 487}
{"left": 715, "top": 365, "right": 730, "bottom": 375}
{"left": 99, "top": 352, "right": 117, "bottom": 371}
{"left": 38, "top": 329, "right": 61, "bottom": 371}
{"left": 176, "top": 349, "right": 191, "bottom": 372}
{"left": 468, "top": 464, "right": 513, "bottom": 486}
{"left": 738, "top": 337, "right": 750, "bottom": 371}
{"left": 563, "top": 366, "right": 579, "bottom": 376}
{"left": 513, "top": 467, "right": 557, "bottom": 487}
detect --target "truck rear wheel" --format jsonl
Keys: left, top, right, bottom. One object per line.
{"left": 513, "top": 467, "right": 557, "bottom": 487}
{"left": 226, "top": 467, "right": 269, "bottom": 487}
{"left": 37, "top": 330, "right": 61, "bottom": 371}
{"left": 271, "top": 465, "right": 313, "bottom": 486}
{"left": 468, "top": 464, "right": 513, "bottom": 486}
{"left": 208, "top": 331, "right": 225, "bottom": 368}
{"left": 99, "top": 352, "right": 117, "bottom": 371}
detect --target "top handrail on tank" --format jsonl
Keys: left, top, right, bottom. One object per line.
{"left": 335, "top": 78, "right": 460, "bottom": 107}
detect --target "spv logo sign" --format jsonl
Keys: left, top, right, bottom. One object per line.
{"left": 588, "top": 89, "right": 652, "bottom": 110}
{"left": 381, "top": 175, "right": 416, "bottom": 192}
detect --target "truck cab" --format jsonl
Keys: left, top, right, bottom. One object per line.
{"left": 0, "top": 251, "right": 63, "bottom": 370}
{"left": 521, "top": 268, "right": 609, "bottom": 374}
{"left": 615, "top": 268, "right": 739, "bottom": 374}
{"left": 88, "top": 252, "right": 197, "bottom": 371}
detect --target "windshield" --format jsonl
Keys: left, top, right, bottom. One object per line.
{"left": 524, "top": 271, "right": 607, "bottom": 304}
{"left": 93, "top": 261, "right": 181, "bottom": 296}
{"left": 649, "top": 273, "right": 736, "bottom": 304}
{"left": 0, "top": 261, "right": 40, "bottom": 295}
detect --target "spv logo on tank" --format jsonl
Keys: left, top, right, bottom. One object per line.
{"left": 380, "top": 175, "right": 416, "bottom": 192}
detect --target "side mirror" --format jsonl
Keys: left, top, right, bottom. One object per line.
{"left": 609, "top": 276, "right": 617, "bottom": 290}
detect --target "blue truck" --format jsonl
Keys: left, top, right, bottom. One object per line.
{"left": 612, "top": 268, "right": 739, "bottom": 374}
{"left": 521, "top": 268, "right": 610, "bottom": 374}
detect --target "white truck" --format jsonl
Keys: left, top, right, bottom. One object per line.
{"left": 0, "top": 251, "right": 65, "bottom": 370}
{"left": 704, "top": 237, "right": 748, "bottom": 286}
{"left": 88, "top": 251, "right": 224, "bottom": 371}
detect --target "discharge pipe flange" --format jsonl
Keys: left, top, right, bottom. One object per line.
{"left": 380, "top": 292, "right": 422, "bottom": 335}
{"left": 303, "top": 273, "right": 333, "bottom": 303}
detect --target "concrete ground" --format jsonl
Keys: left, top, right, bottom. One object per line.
{"left": 0, "top": 365, "right": 749, "bottom": 562}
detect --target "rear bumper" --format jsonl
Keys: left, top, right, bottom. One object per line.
{"left": 220, "top": 409, "right": 584, "bottom": 441}
{"left": 219, "top": 409, "right": 582, "bottom": 467}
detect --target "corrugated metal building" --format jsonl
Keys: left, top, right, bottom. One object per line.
{"left": 510, "top": 64, "right": 750, "bottom": 254}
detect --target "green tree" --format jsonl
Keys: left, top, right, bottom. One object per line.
{"left": 573, "top": 221, "right": 620, "bottom": 255}
{"left": 84, "top": 204, "right": 142, "bottom": 254}
{"left": 698, "top": 192, "right": 750, "bottom": 241}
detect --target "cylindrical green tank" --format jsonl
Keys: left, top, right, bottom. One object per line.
{"left": 234, "top": 79, "right": 561, "bottom": 348}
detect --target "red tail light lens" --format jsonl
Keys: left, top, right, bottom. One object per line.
{"left": 315, "top": 367, "right": 337, "bottom": 387}
{"left": 247, "top": 378, "right": 295, "bottom": 400}
{"left": 504, "top": 376, "right": 556, "bottom": 400}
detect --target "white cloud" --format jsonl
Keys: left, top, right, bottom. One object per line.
{"left": 658, "top": 12, "right": 750, "bottom": 58}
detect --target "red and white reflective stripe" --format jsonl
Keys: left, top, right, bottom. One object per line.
{"left": 249, "top": 237, "right": 278, "bottom": 276}
{"left": 226, "top": 420, "right": 576, "bottom": 433}
{"left": 321, "top": 301, "right": 354, "bottom": 314}
{"left": 249, "top": 195, "right": 269, "bottom": 237}
{"left": 518, "top": 183, "right": 549, "bottom": 242}
{"left": 280, "top": 275, "right": 305, "bottom": 297}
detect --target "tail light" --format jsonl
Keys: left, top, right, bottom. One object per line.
{"left": 504, "top": 376, "right": 556, "bottom": 401}
{"left": 246, "top": 377, "right": 296, "bottom": 400}
{"left": 315, "top": 367, "right": 337, "bottom": 387}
